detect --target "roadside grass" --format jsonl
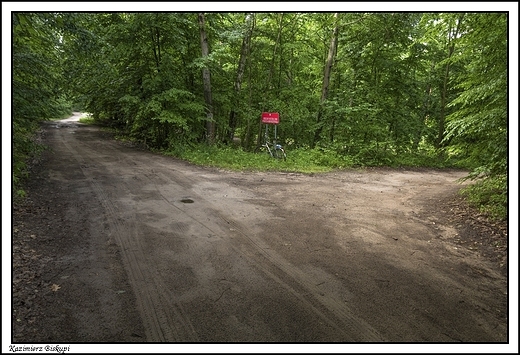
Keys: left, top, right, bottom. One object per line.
{"left": 164, "top": 143, "right": 464, "bottom": 174}
{"left": 78, "top": 114, "right": 96, "bottom": 125}
{"left": 460, "top": 174, "right": 507, "bottom": 221}
{"left": 165, "top": 145, "right": 335, "bottom": 173}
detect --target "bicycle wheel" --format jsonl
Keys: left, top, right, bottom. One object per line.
{"left": 255, "top": 144, "right": 272, "bottom": 157}
{"left": 274, "top": 147, "right": 287, "bottom": 160}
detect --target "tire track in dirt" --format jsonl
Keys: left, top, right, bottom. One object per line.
{"left": 57, "top": 128, "right": 199, "bottom": 342}
{"left": 135, "top": 167, "right": 384, "bottom": 341}
{"left": 214, "top": 215, "right": 384, "bottom": 341}
{"left": 49, "top": 123, "right": 507, "bottom": 342}
{"left": 62, "top": 126, "right": 382, "bottom": 341}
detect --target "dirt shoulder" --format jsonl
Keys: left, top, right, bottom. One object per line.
{"left": 9, "top": 117, "right": 509, "bottom": 347}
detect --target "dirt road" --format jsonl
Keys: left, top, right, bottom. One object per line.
{"left": 11, "top": 113, "right": 508, "bottom": 346}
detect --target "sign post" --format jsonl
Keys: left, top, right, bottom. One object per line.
{"left": 261, "top": 112, "right": 280, "bottom": 141}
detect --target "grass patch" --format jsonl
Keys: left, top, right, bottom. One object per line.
{"left": 163, "top": 143, "right": 467, "bottom": 174}
{"left": 165, "top": 144, "right": 338, "bottom": 173}
{"left": 79, "top": 114, "right": 96, "bottom": 125}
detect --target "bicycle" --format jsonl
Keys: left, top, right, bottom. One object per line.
{"left": 255, "top": 125, "right": 287, "bottom": 160}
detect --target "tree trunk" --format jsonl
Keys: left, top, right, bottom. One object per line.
{"left": 437, "top": 47, "right": 453, "bottom": 148}
{"left": 150, "top": 14, "right": 162, "bottom": 73}
{"left": 227, "top": 14, "right": 254, "bottom": 144}
{"left": 198, "top": 13, "right": 215, "bottom": 145}
{"left": 413, "top": 61, "right": 435, "bottom": 150}
{"left": 436, "top": 14, "right": 464, "bottom": 148}
{"left": 313, "top": 13, "right": 339, "bottom": 148}
{"left": 267, "top": 13, "right": 284, "bottom": 91}
{"left": 151, "top": 28, "right": 160, "bottom": 72}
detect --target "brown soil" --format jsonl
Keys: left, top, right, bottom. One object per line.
{"left": 9, "top": 113, "right": 509, "bottom": 350}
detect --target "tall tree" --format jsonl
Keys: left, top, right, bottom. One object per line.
{"left": 227, "top": 13, "right": 254, "bottom": 144}
{"left": 436, "top": 13, "right": 465, "bottom": 148}
{"left": 312, "top": 13, "right": 339, "bottom": 147}
{"left": 198, "top": 13, "right": 215, "bottom": 144}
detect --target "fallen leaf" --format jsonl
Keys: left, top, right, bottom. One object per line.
{"left": 50, "top": 284, "right": 61, "bottom": 292}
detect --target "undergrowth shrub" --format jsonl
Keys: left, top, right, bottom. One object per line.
{"left": 460, "top": 174, "right": 507, "bottom": 221}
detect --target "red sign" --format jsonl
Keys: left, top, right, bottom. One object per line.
{"left": 261, "top": 112, "right": 280, "bottom": 124}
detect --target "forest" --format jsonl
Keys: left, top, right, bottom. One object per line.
{"left": 12, "top": 12, "right": 508, "bottom": 220}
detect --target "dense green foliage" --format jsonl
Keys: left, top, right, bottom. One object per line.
{"left": 12, "top": 13, "right": 72, "bottom": 197}
{"left": 443, "top": 14, "right": 508, "bottom": 220}
{"left": 12, "top": 12, "right": 509, "bottom": 219}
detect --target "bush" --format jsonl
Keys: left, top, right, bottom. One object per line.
{"left": 12, "top": 119, "right": 44, "bottom": 199}
{"left": 460, "top": 174, "right": 507, "bottom": 221}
